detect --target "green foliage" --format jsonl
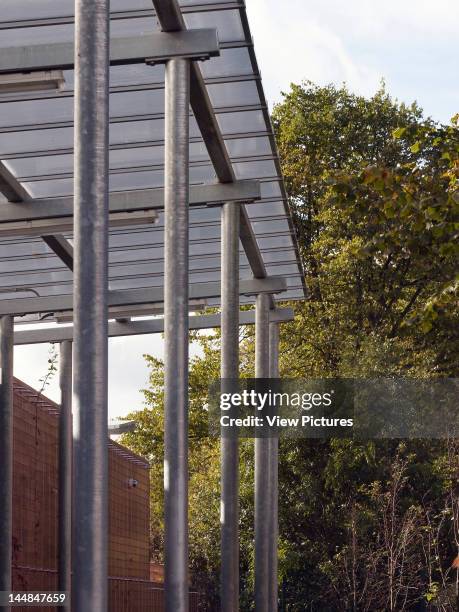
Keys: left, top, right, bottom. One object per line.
{"left": 332, "top": 114, "right": 459, "bottom": 336}
{"left": 122, "top": 344, "right": 256, "bottom": 609}
{"left": 37, "top": 343, "right": 58, "bottom": 397}
{"left": 272, "top": 81, "right": 458, "bottom": 378}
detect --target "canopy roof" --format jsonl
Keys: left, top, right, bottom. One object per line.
{"left": 0, "top": 0, "right": 305, "bottom": 315}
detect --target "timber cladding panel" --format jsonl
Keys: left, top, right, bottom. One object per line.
{"left": 12, "top": 382, "right": 59, "bottom": 575}
{"left": 108, "top": 438, "right": 150, "bottom": 579}
{"left": 10, "top": 378, "right": 175, "bottom": 612}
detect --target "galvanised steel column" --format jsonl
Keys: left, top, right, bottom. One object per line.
{"left": 164, "top": 57, "right": 190, "bottom": 612}
{"left": 255, "top": 292, "right": 271, "bottom": 612}
{"left": 221, "top": 202, "right": 240, "bottom": 612}
{"left": 0, "top": 315, "right": 13, "bottom": 612}
{"left": 268, "top": 322, "right": 280, "bottom": 612}
{"left": 58, "top": 341, "right": 72, "bottom": 608}
{"left": 72, "top": 0, "right": 110, "bottom": 610}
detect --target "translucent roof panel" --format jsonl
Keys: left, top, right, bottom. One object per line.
{"left": 0, "top": 0, "right": 305, "bottom": 313}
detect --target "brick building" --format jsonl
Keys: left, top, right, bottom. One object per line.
{"left": 10, "top": 378, "right": 198, "bottom": 611}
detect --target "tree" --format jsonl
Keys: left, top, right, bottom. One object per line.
{"left": 272, "top": 81, "right": 458, "bottom": 379}
{"left": 122, "top": 332, "right": 256, "bottom": 610}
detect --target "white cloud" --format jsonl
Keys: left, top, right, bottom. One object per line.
{"left": 15, "top": 332, "right": 204, "bottom": 420}
{"left": 246, "top": 0, "right": 459, "bottom": 121}
{"left": 14, "top": 334, "right": 162, "bottom": 419}
{"left": 15, "top": 343, "right": 61, "bottom": 402}
{"left": 245, "top": 0, "right": 384, "bottom": 106}
{"left": 280, "top": 0, "right": 459, "bottom": 40}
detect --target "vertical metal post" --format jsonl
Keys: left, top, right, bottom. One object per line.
{"left": 72, "top": 0, "right": 110, "bottom": 610}
{"left": 221, "top": 202, "right": 240, "bottom": 612}
{"left": 0, "top": 315, "right": 13, "bottom": 612}
{"left": 268, "top": 323, "right": 279, "bottom": 612}
{"left": 164, "top": 57, "right": 190, "bottom": 612}
{"left": 255, "top": 293, "right": 270, "bottom": 612}
{"left": 58, "top": 341, "right": 72, "bottom": 607}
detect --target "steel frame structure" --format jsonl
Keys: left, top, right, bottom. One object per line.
{"left": 13, "top": 308, "right": 294, "bottom": 346}
{"left": 0, "top": 1, "right": 304, "bottom": 611}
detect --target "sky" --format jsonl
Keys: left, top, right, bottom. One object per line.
{"left": 246, "top": 0, "right": 459, "bottom": 123}
{"left": 13, "top": 0, "right": 459, "bottom": 418}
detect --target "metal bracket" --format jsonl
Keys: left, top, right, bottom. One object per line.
{"left": 241, "top": 276, "right": 287, "bottom": 296}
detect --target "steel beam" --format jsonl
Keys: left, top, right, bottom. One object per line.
{"left": 0, "top": 128, "right": 76, "bottom": 277}
{"left": 13, "top": 308, "right": 294, "bottom": 346}
{"left": 108, "top": 420, "right": 136, "bottom": 435}
{"left": 153, "top": 0, "right": 234, "bottom": 183}
{"left": 0, "top": 315, "right": 13, "bottom": 612}
{"left": 268, "top": 322, "right": 280, "bottom": 612}
{"left": 54, "top": 300, "right": 207, "bottom": 324}
{"left": 220, "top": 202, "right": 240, "bottom": 612}
{"left": 0, "top": 181, "right": 260, "bottom": 224}
{"left": 0, "top": 161, "right": 30, "bottom": 203}
{"left": 0, "top": 210, "right": 157, "bottom": 238}
{"left": 239, "top": 208, "right": 267, "bottom": 279}
{"left": 163, "top": 57, "right": 190, "bottom": 612}
{"left": 0, "top": 277, "right": 287, "bottom": 317}
{"left": 42, "top": 235, "right": 74, "bottom": 271}
{"left": 151, "top": 0, "right": 269, "bottom": 283}
{"left": 71, "top": 1, "right": 110, "bottom": 610}
{"left": 255, "top": 292, "right": 270, "bottom": 612}
{"left": 0, "top": 30, "right": 219, "bottom": 74}
{"left": 58, "top": 341, "right": 72, "bottom": 609}
{"left": 153, "top": 0, "right": 187, "bottom": 30}
{"left": 189, "top": 65, "right": 235, "bottom": 183}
